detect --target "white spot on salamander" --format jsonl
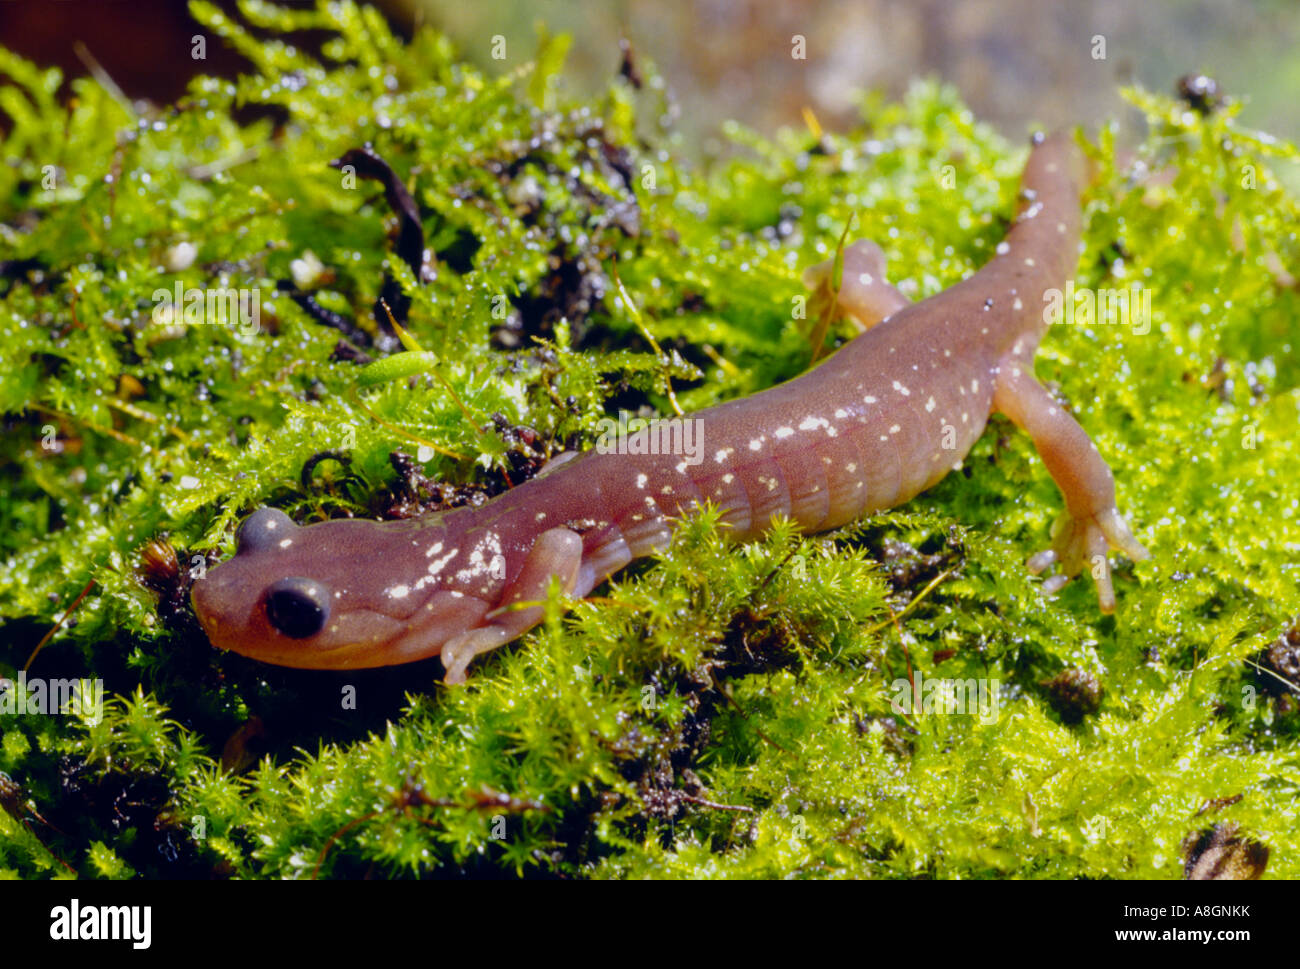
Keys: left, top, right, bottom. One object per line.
{"left": 427, "top": 548, "right": 459, "bottom": 576}
{"left": 892, "top": 380, "right": 910, "bottom": 396}
{"left": 636, "top": 473, "right": 648, "bottom": 488}
{"left": 386, "top": 584, "right": 410, "bottom": 600}
{"left": 925, "top": 396, "right": 936, "bottom": 412}
{"left": 775, "top": 426, "right": 795, "bottom": 439}
{"left": 454, "top": 533, "right": 505, "bottom": 585}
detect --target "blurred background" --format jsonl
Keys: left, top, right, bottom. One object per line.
{"left": 1, "top": 0, "right": 1297, "bottom": 145}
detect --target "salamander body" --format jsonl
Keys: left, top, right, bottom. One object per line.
{"left": 191, "top": 132, "right": 1147, "bottom": 682}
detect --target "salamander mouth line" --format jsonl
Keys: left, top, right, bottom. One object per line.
{"left": 198, "top": 590, "right": 495, "bottom": 662}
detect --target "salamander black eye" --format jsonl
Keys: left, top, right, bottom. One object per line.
{"left": 236, "top": 508, "right": 296, "bottom": 555}
{"left": 265, "top": 577, "right": 330, "bottom": 638}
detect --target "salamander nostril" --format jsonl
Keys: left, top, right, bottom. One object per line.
{"left": 265, "top": 577, "right": 330, "bottom": 638}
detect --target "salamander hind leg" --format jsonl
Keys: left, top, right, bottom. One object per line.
{"left": 802, "top": 239, "right": 911, "bottom": 335}
{"left": 1026, "top": 506, "right": 1147, "bottom": 613}
{"left": 440, "top": 527, "right": 584, "bottom": 684}
{"left": 992, "top": 357, "right": 1148, "bottom": 612}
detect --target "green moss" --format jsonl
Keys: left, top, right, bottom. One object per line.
{"left": 1, "top": 1, "right": 1297, "bottom": 879}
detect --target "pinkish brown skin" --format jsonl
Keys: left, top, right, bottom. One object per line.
{"left": 192, "top": 131, "right": 1148, "bottom": 683}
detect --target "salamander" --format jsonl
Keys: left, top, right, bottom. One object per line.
{"left": 190, "top": 131, "right": 1148, "bottom": 683}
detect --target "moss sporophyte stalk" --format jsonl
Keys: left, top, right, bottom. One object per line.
{"left": 0, "top": 1, "right": 1297, "bottom": 879}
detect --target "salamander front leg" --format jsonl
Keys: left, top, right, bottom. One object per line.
{"left": 440, "top": 527, "right": 584, "bottom": 684}
{"left": 992, "top": 357, "right": 1148, "bottom": 612}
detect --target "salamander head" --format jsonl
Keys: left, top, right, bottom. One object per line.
{"left": 190, "top": 508, "right": 492, "bottom": 669}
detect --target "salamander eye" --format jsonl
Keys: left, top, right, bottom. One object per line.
{"left": 265, "top": 577, "right": 330, "bottom": 638}
{"left": 236, "top": 508, "right": 296, "bottom": 555}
